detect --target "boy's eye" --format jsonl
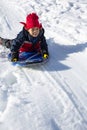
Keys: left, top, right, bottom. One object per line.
{"left": 33, "top": 29, "right": 36, "bottom": 31}
{"left": 32, "top": 28, "right": 39, "bottom": 31}
{"left": 32, "top": 29, "right": 35, "bottom": 31}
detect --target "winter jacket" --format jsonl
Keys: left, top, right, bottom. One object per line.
{"left": 11, "top": 28, "right": 48, "bottom": 54}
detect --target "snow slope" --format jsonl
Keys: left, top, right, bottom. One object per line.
{"left": 0, "top": 0, "right": 87, "bottom": 130}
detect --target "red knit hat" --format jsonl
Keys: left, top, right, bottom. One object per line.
{"left": 20, "top": 13, "right": 42, "bottom": 30}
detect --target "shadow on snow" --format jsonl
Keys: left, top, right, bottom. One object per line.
{"left": 43, "top": 38, "right": 87, "bottom": 71}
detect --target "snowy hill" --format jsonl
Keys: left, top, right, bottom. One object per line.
{"left": 0, "top": 0, "right": 87, "bottom": 130}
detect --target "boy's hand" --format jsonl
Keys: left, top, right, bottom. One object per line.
{"left": 11, "top": 52, "right": 19, "bottom": 62}
{"left": 43, "top": 53, "right": 48, "bottom": 59}
{"left": 11, "top": 58, "right": 18, "bottom": 62}
{"left": 42, "top": 50, "right": 49, "bottom": 59}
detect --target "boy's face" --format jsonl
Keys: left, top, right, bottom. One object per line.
{"left": 28, "top": 27, "right": 40, "bottom": 37}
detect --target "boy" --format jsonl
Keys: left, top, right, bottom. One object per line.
{"left": 10, "top": 13, "right": 49, "bottom": 62}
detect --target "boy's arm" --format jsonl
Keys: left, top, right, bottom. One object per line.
{"left": 10, "top": 29, "right": 26, "bottom": 61}
{"left": 10, "top": 29, "right": 26, "bottom": 52}
{"left": 40, "top": 29, "right": 49, "bottom": 57}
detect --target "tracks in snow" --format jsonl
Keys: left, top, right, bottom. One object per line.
{"left": 0, "top": 61, "right": 87, "bottom": 129}
{"left": 20, "top": 65, "right": 87, "bottom": 130}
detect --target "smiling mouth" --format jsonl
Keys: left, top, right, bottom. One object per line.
{"left": 33, "top": 33, "right": 38, "bottom": 36}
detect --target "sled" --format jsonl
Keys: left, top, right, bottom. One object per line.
{"left": 8, "top": 51, "right": 48, "bottom": 67}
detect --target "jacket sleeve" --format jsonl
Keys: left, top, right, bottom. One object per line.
{"left": 10, "top": 29, "right": 26, "bottom": 52}
{"left": 40, "top": 29, "right": 49, "bottom": 54}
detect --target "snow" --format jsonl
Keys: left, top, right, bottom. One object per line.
{"left": 0, "top": 0, "right": 87, "bottom": 130}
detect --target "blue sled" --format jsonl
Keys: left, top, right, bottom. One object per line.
{"left": 8, "top": 52, "right": 48, "bottom": 66}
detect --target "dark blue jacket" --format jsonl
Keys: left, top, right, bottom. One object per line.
{"left": 11, "top": 28, "right": 48, "bottom": 54}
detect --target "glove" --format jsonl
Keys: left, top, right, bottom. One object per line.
{"left": 42, "top": 50, "right": 49, "bottom": 59}
{"left": 43, "top": 53, "right": 48, "bottom": 59}
{"left": 11, "top": 52, "right": 19, "bottom": 62}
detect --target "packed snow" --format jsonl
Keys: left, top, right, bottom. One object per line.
{"left": 0, "top": 0, "right": 87, "bottom": 130}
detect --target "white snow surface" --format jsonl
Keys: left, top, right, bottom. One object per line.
{"left": 0, "top": 0, "right": 87, "bottom": 130}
